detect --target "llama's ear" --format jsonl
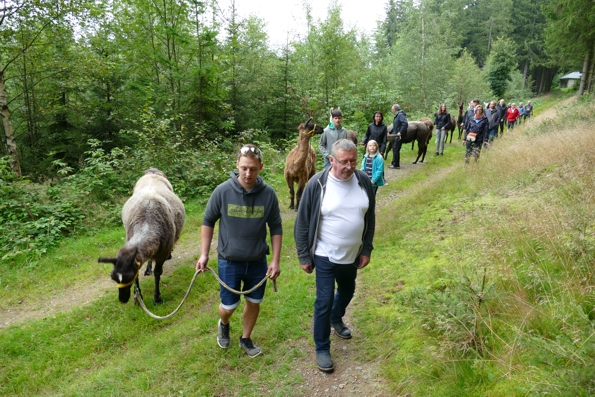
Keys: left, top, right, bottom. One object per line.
{"left": 98, "top": 257, "right": 117, "bottom": 265}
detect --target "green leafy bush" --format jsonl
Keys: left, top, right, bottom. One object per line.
{"left": 0, "top": 157, "right": 85, "bottom": 261}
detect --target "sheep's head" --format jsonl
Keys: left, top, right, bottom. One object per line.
{"left": 98, "top": 247, "right": 141, "bottom": 303}
{"left": 298, "top": 117, "right": 324, "bottom": 138}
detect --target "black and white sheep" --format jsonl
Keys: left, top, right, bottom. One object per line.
{"left": 98, "top": 168, "right": 185, "bottom": 304}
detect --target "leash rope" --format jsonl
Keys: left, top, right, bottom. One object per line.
{"left": 134, "top": 266, "right": 277, "bottom": 320}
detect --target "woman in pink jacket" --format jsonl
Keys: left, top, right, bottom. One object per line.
{"left": 506, "top": 103, "right": 520, "bottom": 132}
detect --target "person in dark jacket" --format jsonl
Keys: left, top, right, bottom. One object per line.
{"left": 484, "top": 100, "right": 500, "bottom": 145}
{"left": 361, "top": 111, "right": 388, "bottom": 157}
{"left": 524, "top": 101, "right": 533, "bottom": 121}
{"left": 433, "top": 103, "right": 451, "bottom": 156}
{"left": 389, "top": 104, "right": 408, "bottom": 169}
{"left": 496, "top": 99, "right": 508, "bottom": 137}
{"left": 462, "top": 98, "right": 480, "bottom": 134}
{"left": 464, "top": 105, "right": 489, "bottom": 164}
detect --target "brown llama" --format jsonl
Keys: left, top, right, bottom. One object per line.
{"left": 284, "top": 118, "right": 324, "bottom": 211}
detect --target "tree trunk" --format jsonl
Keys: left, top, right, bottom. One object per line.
{"left": 522, "top": 58, "right": 529, "bottom": 89}
{"left": 588, "top": 46, "right": 595, "bottom": 93}
{"left": 578, "top": 48, "right": 590, "bottom": 97}
{"left": 0, "top": 70, "right": 22, "bottom": 177}
{"left": 487, "top": 18, "right": 493, "bottom": 54}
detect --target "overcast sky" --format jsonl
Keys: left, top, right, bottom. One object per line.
{"left": 219, "top": 0, "right": 388, "bottom": 47}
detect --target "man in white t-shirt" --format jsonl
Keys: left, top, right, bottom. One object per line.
{"left": 294, "top": 139, "right": 376, "bottom": 373}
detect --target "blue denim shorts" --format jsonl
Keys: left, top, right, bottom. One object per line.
{"left": 218, "top": 255, "right": 268, "bottom": 310}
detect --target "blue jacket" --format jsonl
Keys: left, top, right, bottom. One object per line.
{"left": 294, "top": 168, "right": 375, "bottom": 265}
{"left": 465, "top": 116, "right": 489, "bottom": 144}
{"left": 361, "top": 153, "right": 385, "bottom": 187}
{"left": 392, "top": 110, "right": 408, "bottom": 134}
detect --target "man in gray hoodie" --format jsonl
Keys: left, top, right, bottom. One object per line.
{"left": 196, "top": 144, "right": 282, "bottom": 358}
{"left": 319, "top": 108, "right": 348, "bottom": 169}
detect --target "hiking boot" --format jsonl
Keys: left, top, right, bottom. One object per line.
{"left": 217, "top": 319, "right": 230, "bottom": 349}
{"left": 331, "top": 321, "right": 352, "bottom": 339}
{"left": 434, "top": 152, "right": 439, "bottom": 157}
{"left": 239, "top": 337, "right": 262, "bottom": 357}
{"left": 316, "top": 352, "right": 334, "bottom": 373}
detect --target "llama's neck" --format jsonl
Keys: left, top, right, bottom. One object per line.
{"left": 296, "top": 134, "right": 311, "bottom": 162}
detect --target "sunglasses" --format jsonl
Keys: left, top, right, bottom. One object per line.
{"left": 240, "top": 146, "right": 262, "bottom": 156}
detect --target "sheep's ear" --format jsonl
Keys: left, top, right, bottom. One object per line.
{"left": 118, "top": 247, "right": 138, "bottom": 266}
{"left": 98, "top": 257, "right": 117, "bottom": 265}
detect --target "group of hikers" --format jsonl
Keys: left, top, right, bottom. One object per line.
{"left": 196, "top": 101, "right": 532, "bottom": 374}
{"left": 457, "top": 98, "right": 533, "bottom": 164}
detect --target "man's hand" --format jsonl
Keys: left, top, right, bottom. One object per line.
{"left": 300, "top": 263, "right": 313, "bottom": 274}
{"left": 196, "top": 254, "right": 208, "bottom": 272}
{"left": 267, "top": 261, "right": 281, "bottom": 280}
{"left": 357, "top": 255, "right": 371, "bottom": 269}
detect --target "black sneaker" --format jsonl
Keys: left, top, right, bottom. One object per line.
{"left": 217, "top": 320, "right": 230, "bottom": 349}
{"left": 239, "top": 337, "right": 262, "bottom": 357}
{"left": 331, "top": 321, "right": 352, "bottom": 339}
{"left": 316, "top": 352, "right": 334, "bottom": 373}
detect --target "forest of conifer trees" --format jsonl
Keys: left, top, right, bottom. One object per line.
{"left": 1, "top": 0, "right": 594, "bottom": 178}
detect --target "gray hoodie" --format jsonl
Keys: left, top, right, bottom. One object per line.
{"left": 203, "top": 172, "right": 282, "bottom": 261}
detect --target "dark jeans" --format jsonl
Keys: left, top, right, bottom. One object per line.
{"left": 391, "top": 138, "right": 403, "bottom": 167}
{"left": 488, "top": 127, "right": 498, "bottom": 143}
{"left": 498, "top": 120, "right": 505, "bottom": 136}
{"left": 313, "top": 255, "right": 358, "bottom": 352}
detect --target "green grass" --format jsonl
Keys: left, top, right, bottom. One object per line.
{"left": 3, "top": 92, "right": 595, "bottom": 396}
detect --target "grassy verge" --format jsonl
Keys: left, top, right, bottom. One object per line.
{"left": 2, "top": 92, "right": 595, "bottom": 396}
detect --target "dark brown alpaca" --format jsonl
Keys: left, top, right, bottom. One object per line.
{"left": 284, "top": 118, "right": 324, "bottom": 211}
{"left": 446, "top": 114, "right": 456, "bottom": 143}
{"left": 386, "top": 118, "right": 434, "bottom": 164}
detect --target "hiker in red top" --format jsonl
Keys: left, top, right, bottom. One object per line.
{"left": 506, "top": 103, "right": 520, "bottom": 133}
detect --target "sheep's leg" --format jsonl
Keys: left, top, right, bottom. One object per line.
{"left": 144, "top": 260, "right": 153, "bottom": 276}
{"left": 153, "top": 261, "right": 164, "bottom": 304}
